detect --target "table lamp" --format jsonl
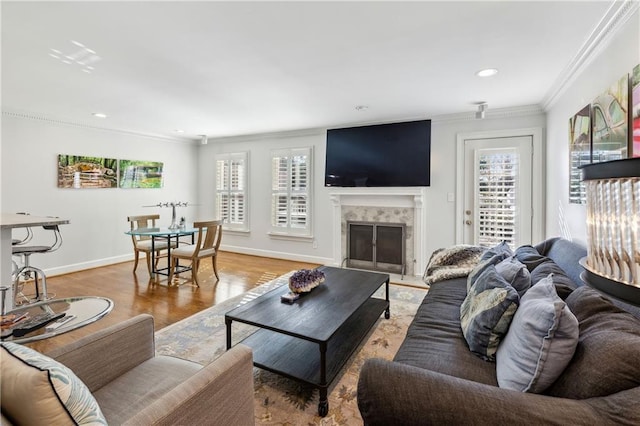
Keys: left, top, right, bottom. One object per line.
{"left": 580, "top": 157, "right": 640, "bottom": 305}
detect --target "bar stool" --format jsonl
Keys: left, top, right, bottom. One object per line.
{"left": 12, "top": 225, "right": 63, "bottom": 304}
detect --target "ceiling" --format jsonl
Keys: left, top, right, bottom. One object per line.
{"left": 1, "top": 1, "right": 620, "bottom": 142}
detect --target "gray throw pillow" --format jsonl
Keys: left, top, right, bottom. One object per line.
{"left": 467, "top": 254, "right": 503, "bottom": 292}
{"left": 529, "top": 261, "right": 576, "bottom": 299}
{"left": 514, "top": 245, "right": 549, "bottom": 271}
{"left": 496, "top": 274, "right": 579, "bottom": 393}
{"left": 496, "top": 256, "right": 531, "bottom": 297}
{"left": 545, "top": 286, "right": 640, "bottom": 399}
{"left": 479, "top": 240, "right": 513, "bottom": 262}
{"left": 460, "top": 265, "right": 519, "bottom": 361}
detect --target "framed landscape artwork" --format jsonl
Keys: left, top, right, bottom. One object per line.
{"left": 632, "top": 64, "right": 640, "bottom": 157}
{"left": 591, "top": 74, "right": 628, "bottom": 163}
{"left": 58, "top": 155, "right": 118, "bottom": 189}
{"left": 119, "top": 159, "right": 164, "bottom": 188}
{"left": 568, "top": 105, "right": 591, "bottom": 204}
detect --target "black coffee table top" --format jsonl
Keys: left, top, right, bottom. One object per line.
{"left": 225, "top": 266, "right": 389, "bottom": 343}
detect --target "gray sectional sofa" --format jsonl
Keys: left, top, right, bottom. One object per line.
{"left": 357, "top": 238, "right": 640, "bottom": 425}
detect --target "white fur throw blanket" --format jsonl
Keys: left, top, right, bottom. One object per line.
{"left": 422, "top": 245, "right": 486, "bottom": 286}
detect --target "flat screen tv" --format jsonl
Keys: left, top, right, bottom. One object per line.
{"left": 325, "top": 119, "right": 431, "bottom": 187}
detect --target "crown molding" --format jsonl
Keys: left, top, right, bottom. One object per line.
{"left": 2, "top": 109, "right": 193, "bottom": 144}
{"left": 541, "top": 0, "right": 639, "bottom": 111}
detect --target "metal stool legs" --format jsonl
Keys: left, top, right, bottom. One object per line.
{"left": 12, "top": 254, "right": 49, "bottom": 304}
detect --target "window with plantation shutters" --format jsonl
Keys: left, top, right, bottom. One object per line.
{"left": 271, "top": 147, "right": 312, "bottom": 236}
{"left": 475, "top": 149, "right": 518, "bottom": 248}
{"left": 215, "top": 152, "right": 248, "bottom": 231}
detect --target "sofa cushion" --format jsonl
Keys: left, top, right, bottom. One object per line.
{"left": 496, "top": 256, "right": 531, "bottom": 296}
{"left": 545, "top": 286, "right": 640, "bottom": 399}
{"left": 0, "top": 342, "right": 106, "bottom": 425}
{"left": 460, "top": 265, "right": 520, "bottom": 361}
{"left": 394, "top": 278, "right": 498, "bottom": 386}
{"left": 92, "top": 355, "right": 201, "bottom": 425}
{"left": 496, "top": 274, "right": 579, "bottom": 393}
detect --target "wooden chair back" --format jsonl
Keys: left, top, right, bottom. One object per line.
{"left": 127, "top": 214, "right": 160, "bottom": 245}
{"left": 193, "top": 220, "right": 223, "bottom": 257}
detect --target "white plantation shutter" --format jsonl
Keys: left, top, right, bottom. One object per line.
{"left": 271, "top": 147, "right": 312, "bottom": 235}
{"left": 215, "top": 152, "right": 248, "bottom": 231}
{"left": 475, "top": 149, "right": 518, "bottom": 248}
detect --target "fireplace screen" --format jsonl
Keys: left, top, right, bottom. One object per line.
{"left": 347, "top": 221, "right": 405, "bottom": 274}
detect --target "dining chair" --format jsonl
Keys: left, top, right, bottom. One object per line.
{"left": 168, "top": 220, "right": 223, "bottom": 286}
{"left": 127, "top": 214, "right": 176, "bottom": 276}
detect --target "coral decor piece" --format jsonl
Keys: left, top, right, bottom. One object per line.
{"left": 288, "top": 269, "right": 326, "bottom": 294}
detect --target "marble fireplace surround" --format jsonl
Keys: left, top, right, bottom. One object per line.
{"left": 330, "top": 188, "right": 426, "bottom": 277}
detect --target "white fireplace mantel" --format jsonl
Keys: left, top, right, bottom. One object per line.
{"left": 329, "top": 187, "right": 426, "bottom": 277}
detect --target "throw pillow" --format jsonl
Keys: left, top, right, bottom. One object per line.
{"left": 467, "top": 254, "right": 503, "bottom": 292}
{"left": 1, "top": 342, "right": 107, "bottom": 425}
{"left": 495, "top": 256, "right": 531, "bottom": 296}
{"left": 514, "top": 245, "right": 549, "bottom": 271}
{"left": 545, "top": 286, "right": 640, "bottom": 399}
{"left": 479, "top": 240, "right": 513, "bottom": 262}
{"left": 460, "top": 265, "right": 520, "bottom": 361}
{"left": 529, "top": 260, "right": 576, "bottom": 300}
{"left": 495, "top": 274, "right": 579, "bottom": 393}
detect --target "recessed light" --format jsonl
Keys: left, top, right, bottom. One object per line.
{"left": 92, "top": 112, "right": 107, "bottom": 118}
{"left": 173, "top": 129, "right": 185, "bottom": 133}
{"left": 355, "top": 105, "right": 369, "bottom": 111}
{"left": 476, "top": 68, "right": 498, "bottom": 77}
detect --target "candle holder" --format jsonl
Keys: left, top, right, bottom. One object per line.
{"left": 581, "top": 158, "right": 640, "bottom": 305}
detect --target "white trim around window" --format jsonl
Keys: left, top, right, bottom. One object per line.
{"left": 270, "top": 147, "right": 312, "bottom": 237}
{"left": 215, "top": 151, "right": 249, "bottom": 232}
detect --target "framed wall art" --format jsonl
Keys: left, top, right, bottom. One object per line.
{"left": 119, "top": 159, "right": 164, "bottom": 188}
{"left": 631, "top": 64, "right": 640, "bottom": 158}
{"left": 568, "top": 105, "right": 591, "bottom": 204}
{"left": 591, "top": 74, "right": 628, "bottom": 162}
{"left": 58, "top": 155, "right": 118, "bottom": 189}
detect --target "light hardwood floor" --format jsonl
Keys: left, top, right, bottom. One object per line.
{"left": 24, "top": 251, "right": 319, "bottom": 354}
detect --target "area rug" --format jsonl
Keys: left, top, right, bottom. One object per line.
{"left": 155, "top": 271, "right": 427, "bottom": 425}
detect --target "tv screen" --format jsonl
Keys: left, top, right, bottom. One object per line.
{"left": 325, "top": 120, "right": 431, "bottom": 187}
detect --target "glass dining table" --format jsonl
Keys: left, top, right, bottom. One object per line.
{"left": 125, "top": 226, "right": 197, "bottom": 280}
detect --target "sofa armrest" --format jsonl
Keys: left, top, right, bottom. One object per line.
{"left": 46, "top": 314, "right": 155, "bottom": 392}
{"left": 122, "top": 344, "right": 254, "bottom": 426}
{"left": 358, "top": 359, "right": 640, "bottom": 426}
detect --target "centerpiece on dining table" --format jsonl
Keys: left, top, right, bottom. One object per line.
{"left": 281, "top": 269, "right": 326, "bottom": 303}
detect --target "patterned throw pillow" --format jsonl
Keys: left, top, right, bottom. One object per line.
{"left": 496, "top": 256, "right": 531, "bottom": 297}
{"left": 466, "top": 254, "right": 503, "bottom": 292}
{"left": 460, "top": 265, "right": 520, "bottom": 361}
{"left": 1, "top": 342, "right": 107, "bottom": 425}
{"left": 496, "top": 274, "right": 579, "bottom": 393}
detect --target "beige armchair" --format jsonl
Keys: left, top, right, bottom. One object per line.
{"left": 1, "top": 315, "right": 255, "bottom": 425}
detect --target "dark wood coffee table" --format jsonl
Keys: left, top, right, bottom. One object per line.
{"left": 225, "top": 265, "right": 390, "bottom": 417}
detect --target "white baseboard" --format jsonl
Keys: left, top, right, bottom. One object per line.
{"left": 43, "top": 254, "right": 134, "bottom": 277}
{"left": 220, "top": 244, "right": 334, "bottom": 266}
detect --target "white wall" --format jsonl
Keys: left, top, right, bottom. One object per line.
{"left": 1, "top": 115, "right": 198, "bottom": 275}
{"left": 546, "top": 10, "right": 639, "bottom": 245}
{"left": 197, "top": 109, "right": 546, "bottom": 273}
